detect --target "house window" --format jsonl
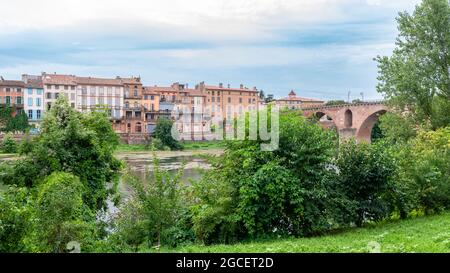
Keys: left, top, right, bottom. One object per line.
{"left": 115, "top": 87, "right": 120, "bottom": 96}
{"left": 46, "top": 85, "right": 51, "bottom": 89}
{"left": 55, "top": 85, "right": 59, "bottom": 90}
{"left": 99, "top": 97, "right": 104, "bottom": 105}
{"left": 36, "top": 110, "right": 41, "bottom": 119}
{"left": 37, "top": 89, "right": 43, "bottom": 95}
{"left": 16, "top": 97, "right": 22, "bottom": 105}
{"left": 46, "top": 93, "right": 52, "bottom": 99}
{"left": 212, "top": 97, "right": 215, "bottom": 103}
{"left": 71, "top": 93, "right": 75, "bottom": 101}
{"left": 28, "top": 110, "right": 33, "bottom": 119}
{"left": 17, "top": 88, "right": 22, "bottom": 92}
{"left": 99, "top": 87, "right": 104, "bottom": 95}
{"left": 228, "top": 97, "right": 231, "bottom": 103}
{"left": 133, "top": 90, "right": 138, "bottom": 97}
{"left": 5, "top": 88, "right": 10, "bottom": 92}
{"left": 82, "top": 87, "right": 87, "bottom": 95}
{"left": 151, "top": 95, "right": 154, "bottom": 100}
{"left": 55, "top": 93, "right": 59, "bottom": 99}
{"left": 107, "top": 87, "right": 112, "bottom": 96}
{"left": 64, "top": 85, "right": 69, "bottom": 90}
{"left": 28, "top": 98, "right": 33, "bottom": 106}
{"left": 125, "top": 102, "right": 129, "bottom": 109}
{"left": 239, "top": 98, "right": 242, "bottom": 103}
{"left": 71, "top": 86, "right": 75, "bottom": 90}
{"left": 36, "top": 98, "right": 41, "bottom": 107}
{"left": 90, "top": 86, "right": 96, "bottom": 95}
{"left": 107, "top": 97, "right": 112, "bottom": 106}
{"left": 217, "top": 97, "right": 220, "bottom": 103}
{"left": 28, "top": 88, "right": 33, "bottom": 95}
{"left": 115, "top": 97, "right": 120, "bottom": 106}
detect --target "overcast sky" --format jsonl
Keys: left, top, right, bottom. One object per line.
{"left": 0, "top": 0, "right": 420, "bottom": 100}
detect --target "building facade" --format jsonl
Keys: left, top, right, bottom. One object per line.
{"left": 275, "top": 90, "right": 324, "bottom": 110}
{"left": 41, "top": 73, "right": 77, "bottom": 110}
{"left": 23, "top": 77, "right": 44, "bottom": 127}
{"left": 0, "top": 77, "right": 25, "bottom": 116}
{"left": 75, "top": 76, "right": 124, "bottom": 119}
{"left": 121, "top": 77, "right": 144, "bottom": 134}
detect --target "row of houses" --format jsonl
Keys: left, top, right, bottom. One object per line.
{"left": 0, "top": 73, "right": 324, "bottom": 140}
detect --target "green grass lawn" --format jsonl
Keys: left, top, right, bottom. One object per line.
{"left": 116, "top": 141, "right": 226, "bottom": 153}
{"left": 169, "top": 213, "right": 450, "bottom": 253}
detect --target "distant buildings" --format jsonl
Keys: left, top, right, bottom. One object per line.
{"left": 0, "top": 73, "right": 326, "bottom": 140}
{"left": 275, "top": 90, "right": 324, "bottom": 110}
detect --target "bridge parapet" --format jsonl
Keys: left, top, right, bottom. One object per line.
{"left": 301, "top": 101, "right": 385, "bottom": 111}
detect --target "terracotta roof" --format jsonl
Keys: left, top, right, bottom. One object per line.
{"left": 142, "top": 87, "right": 161, "bottom": 95}
{"left": 25, "top": 79, "right": 43, "bottom": 89}
{"left": 146, "top": 86, "right": 178, "bottom": 92}
{"left": 76, "top": 77, "right": 123, "bottom": 86}
{"left": 42, "top": 74, "right": 77, "bottom": 85}
{"left": 205, "top": 85, "right": 259, "bottom": 93}
{"left": 0, "top": 80, "right": 25, "bottom": 87}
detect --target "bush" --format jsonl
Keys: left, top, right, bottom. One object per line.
{"left": 0, "top": 186, "right": 30, "bottom": 253}
{"left": 154, "top": 118, "right": 182, "bottom": 150}
{"left": 1, "top": 133, "right": 18, "bottom": 153}
{"left": 18, "top": 133, "right": 34, "bottom": 155}
{"left": 28, "top": 172, "right": 95, "bottom": 253}
{"left": 393, "top": 127, "right": 450, "bottom": 215}
{"left": 191, "top": 110, "right": 349, "bottom": 244}
{"left": 336, "top": 140, "right": 396, "bottom": 226}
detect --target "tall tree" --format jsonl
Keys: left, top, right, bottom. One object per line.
{"left": 375, "top": 0, "right": 450, "bottom": 128}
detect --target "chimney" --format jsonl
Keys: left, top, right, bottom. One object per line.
{"left": 219, "top": 83, "right": 223, "bottom": 88}
{"left": 253, "top": 86, "right": 257, "bottom": 91}
{"left": 186, "top": 83, "right": 189, "bottom": 89}
{"left": 0, "top": 76, "right": 4, "bottom": 81}
{"left": 227, "top": 84, "right": 230, "bottom": 88}
{"left": 240, "top": 84, "right": 244, "bottom": 89}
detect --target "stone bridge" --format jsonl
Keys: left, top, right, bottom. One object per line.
{"left": 302, "top": 101, "right": 388, "bottom": 143}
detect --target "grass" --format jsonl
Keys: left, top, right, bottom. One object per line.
{"left": 166, "top": 213, "right": 450, "bottom": 253}
{"left": 116, "top": 141, "right": 226, "bottom": 153}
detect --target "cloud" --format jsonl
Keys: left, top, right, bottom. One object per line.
{"left": 0, "top": 0, "right": 421, "bottom": 100}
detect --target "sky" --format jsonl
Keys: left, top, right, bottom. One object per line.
{"left": 0, "top": 0, "right": 421, "bottom": 100}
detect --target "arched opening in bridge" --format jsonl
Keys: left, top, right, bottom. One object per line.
{"left": 356, "top": 110, "right": 387, "bottom": 143}
{"left": 313, "top": 112, "right": 337, "bottom": 132}
{"left": 344, "top": 109, "right": 353, "bottom": 128}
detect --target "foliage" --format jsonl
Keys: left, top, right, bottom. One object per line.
{"left": 392, "top": 127, "right": 450, "bottom": 216}
{"left": 191, "top": 110, "right": 350, "bottom": 244}
{"left": 27, "top": 172, "right": 96, "bottom": 253}
{"left": 0, "top": 186, "right": 30, "bottom": 253}
{"left": 375, "top": 0, "right": 450, "bottom": 129}
{"left": 151, "top": 138, "right": 169, "bottom": 151}
{"left": 1, "top": 133, "right": 18, "bottom": 154}
{"left": 325, "top": 100, "right": 347, "bottom": 106}
{"left": 0, "top": 107, "right": 29, "bottom": 133}
{"left": 154, "top": 118, "right": 182, "bottom": 150}
{"left": 336, "top": 140, "right": 396, "bottom": 226}
{"left": 378, "top": 113, "right": 417, "bottom": 144}
{"left": 18, "top": 133, "right": 34, "bottom": 155}
{"left": 0, "top": 96, "right": 122, "bottom": 211}
{"left": 109, "top": 153, "right": 192, "bottom": 251}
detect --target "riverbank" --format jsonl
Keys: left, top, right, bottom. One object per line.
{"left": 116, "top": 141, "right": 226, "bottom": 153}
{"left": 164, "top": 213, "right": 450, "bottom": 253}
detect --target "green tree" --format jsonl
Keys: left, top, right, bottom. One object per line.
{"left": 191, "top": 110, "right": 351, "bottom": 244}
{"left": 375, "top": 0, "right": 450, "bottom": 128}
{"left": 378, "top": 113, "right": 417, "bottom": 144}
{"left": 154, "top": 118, "right": 182, "bottom": 150}
{"left": 0, "top": 96, "right": 122, "bottom": 210}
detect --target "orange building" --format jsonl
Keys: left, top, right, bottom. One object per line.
{"left": 120, "top": 77, "right": 144, "bottom": 133}
{"left": 0, "top": 77, "right": 25, "bottom": 116}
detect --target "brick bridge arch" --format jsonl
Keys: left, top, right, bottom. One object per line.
{"left": 302, "top": 102, "right": 388, "bottom": 143}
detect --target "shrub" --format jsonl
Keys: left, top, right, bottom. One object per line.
{"left": 154, "top": 118, "right": 182, "bottom": 150}
{"left": 0, "top": 186, "right": 30, "bottom": 253}
{"left": 1, "top": 133, "right": 18, "bottom": 153}
{"left": 191, "top": 110, "right": 349, "bottom": 244}
{"left": 336, "top": 140, "right": 396, "bottom": 226}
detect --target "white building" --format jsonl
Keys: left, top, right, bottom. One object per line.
{"left": 41, "top": 73, "right": 77, "bottom": 110}
{"left": 76, "top": 77, "right": 124, "bottom": 120}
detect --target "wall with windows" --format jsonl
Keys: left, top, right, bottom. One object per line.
{"left": 24, "top": 87, "right": 45, "bottom": 125}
